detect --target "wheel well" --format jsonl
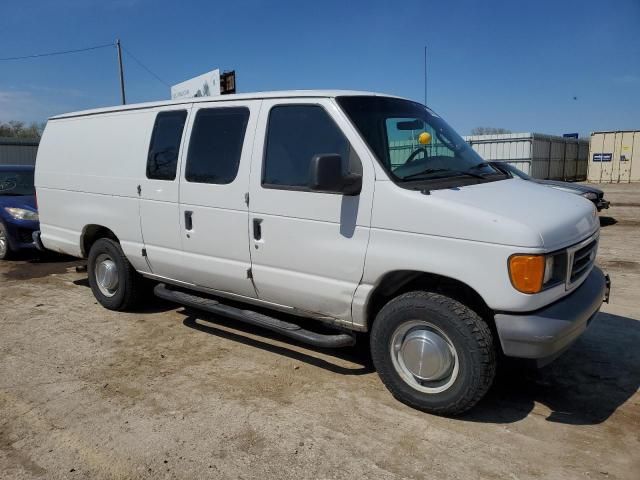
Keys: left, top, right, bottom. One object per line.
{"left": 366, "top": 270, "right": 495, "bottom": 333}
{"left": 81, "top": 225, "right": 118, "bottom": 257}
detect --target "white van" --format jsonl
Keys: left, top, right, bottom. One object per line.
{"left": 35, "top": 91, "right": 609, "bottom": 415}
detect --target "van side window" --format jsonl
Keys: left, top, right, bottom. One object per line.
{"left": 146, "top": 110, "right": 187, "bottom": 181}
{"left": 185, "top": 107, "right": 250, "bottom": 185}
{"left": 263, "top": 105, "right": 360, "bottom": 189}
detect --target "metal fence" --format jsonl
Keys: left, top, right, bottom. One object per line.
{"left": 0, "top": 138, "right": 39, "bottom": 166}
{"left": 463, "top": 133, "right": 589, "bottom": 181}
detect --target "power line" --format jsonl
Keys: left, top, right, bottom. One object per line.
{"left": 122, "top": 46, "right": 169, "bottom": 87}
{"left": 0, "top": 43, "right": 114, "bottom": 62}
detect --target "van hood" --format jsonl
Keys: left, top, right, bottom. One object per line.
{"left": 372, "top": 178, "right": 598, "bottom": 250}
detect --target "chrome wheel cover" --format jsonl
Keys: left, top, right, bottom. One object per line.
{"left": 390, "top": 320, "right": 459, "bottom": 394}
{"left": 95, "top": 253, "right": 119, "bottom": 297}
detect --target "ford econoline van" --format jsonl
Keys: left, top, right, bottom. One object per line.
{"left": 34, "top": 91, "right": 610, "bottom": 414}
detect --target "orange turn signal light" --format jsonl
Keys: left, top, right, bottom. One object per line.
{"left": 509, "top": 255, "right": 545, "bottom": 294}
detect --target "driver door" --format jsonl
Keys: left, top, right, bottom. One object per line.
{"left": 247, "top": 98, "right": 375, "bottom": 322}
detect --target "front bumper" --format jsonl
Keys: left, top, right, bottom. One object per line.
{"left": 494, "top": 266, "right": 609, "bottom": 365}
{"left": 1, "top": 218, "right": 39, "bottom": 251}
{"left": 596, "top": 199, "right": 610, "bottom": 211}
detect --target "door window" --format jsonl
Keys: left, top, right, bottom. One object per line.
{"left": 185, "top": 107, "right": 250, "bottom": 185}
{"left": 262, "top": 105, "right": 360, "bottom": 189}
{"left": 146, "top": 110, "right": 187, "bottom": 180}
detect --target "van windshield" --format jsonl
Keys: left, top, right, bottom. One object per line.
{"left": 0, "top": 170, "right": 35, "bottom": 196}
{"left": 337, "top": 96, "right": 506, "bottom": 186}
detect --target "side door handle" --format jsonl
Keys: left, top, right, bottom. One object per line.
{"left": 253, "top": 218, "right": 262, "bottom": 240}
{"left": 185, "top": 210, "right": 193, "bottom": 231}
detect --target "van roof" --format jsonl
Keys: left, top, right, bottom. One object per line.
{"left": 50, "top": 90, "right": 404, "bottom": 120}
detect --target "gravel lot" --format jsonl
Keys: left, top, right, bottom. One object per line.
{"left": 1, "top": 183, "right": 638, "bottom": 480}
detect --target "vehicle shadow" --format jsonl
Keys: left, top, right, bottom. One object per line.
{"left": 462, "top": 311, "right": 640, "bottom": 425}
{"left": 179, "top": 307, "right": 374, "bottom": 376}
{"left": 2, "top": 251, "right": 83, "bottom": 280}
{"left": 72, "top": 278, "right": 176, "bottom": 314}
{"left": 599, "top": 216, "right": 617, "bottom": 227}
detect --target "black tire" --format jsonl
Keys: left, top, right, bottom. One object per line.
{"left": 87, "top": 238, "right": 142, "bottom": 311}
{"left": 370, "top": 291, "right": 496, "bottom": 416}
{"left": 0, "top": 222, "right": 12, "bottom": 260}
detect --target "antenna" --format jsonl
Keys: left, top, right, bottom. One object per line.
{"left": 424, "top": 45, "right": 428, "bottom": 106}
{"left": 116, "top": 39, "right": 126, "bottom": 105}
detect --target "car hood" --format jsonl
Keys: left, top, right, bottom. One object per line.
{"left": 534, "top": 179, "right": 603, "bottom": 195}
{"left": 372, "top": 178, "right": 599, "bottom": 250}
{"left": 0, "top": 194, "right": 37, "bottom": 211}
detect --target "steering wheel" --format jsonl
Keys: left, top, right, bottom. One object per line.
{"left": 405, "top": 147, "right": 428, "bottom": 164}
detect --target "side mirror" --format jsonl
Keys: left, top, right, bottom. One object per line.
{"left": 309, "top": 154, "right": 362, "bottom": 196}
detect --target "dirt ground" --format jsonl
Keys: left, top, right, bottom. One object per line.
{"left": 1, "top": 184, "right": 638, "bottom": 480}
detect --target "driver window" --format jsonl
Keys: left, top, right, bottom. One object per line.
{"left": 263, "top": 105, "right": 361, "bottom": 189}
{"left": 385, "top": 117, "right": 455, "bottom": 172}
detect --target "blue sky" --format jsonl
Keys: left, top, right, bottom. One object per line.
{"left": 1, "top": 0, "right": 638, "bottom": 136}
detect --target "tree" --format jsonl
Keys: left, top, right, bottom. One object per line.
{"left": 0, "top": 120, "right": 45, "bottom": 139}
{"left": 470, "top": 127, "right": 512, "bottom": 135}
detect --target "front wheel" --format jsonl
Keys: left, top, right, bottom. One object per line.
{"left": 88, "top": 238, "right": 143, "bottom": 311}
{"left": 0, "top": 223, "right": 12, "bottom": 260}
{"left": 370, "top": 291, "right": 496, "bottom": 416}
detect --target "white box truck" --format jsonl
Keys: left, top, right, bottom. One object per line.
{"left": 34, "top": 91, "right": 610, "bottom": 415}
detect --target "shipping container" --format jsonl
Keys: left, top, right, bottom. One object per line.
{"left": 588, "top": 130, "right": 640, "bottom": 183}
{"left": 0, "top": 137, "right": 39, "bottom": 166}
{"left": 463, "top": 133, "right": 589, "bottom": 181}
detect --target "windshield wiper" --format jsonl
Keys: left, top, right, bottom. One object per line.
{"left": 468, "top": 162, "right": 507, "bottom": 176}
{"left": 402, "top": 167, "right": 487, "bottom": 181}
{"left": 467, "top": 162, "right": 489, "bottom": 171}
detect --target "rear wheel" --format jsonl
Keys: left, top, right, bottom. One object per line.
{"left": 370, "top": 291, "right": 496, "bottom": 415}
{"left": 0, "top": 223, "right": 12, "bottom": 260}
{"left": 88, "top": 238, "right": 142, "bottom": 311}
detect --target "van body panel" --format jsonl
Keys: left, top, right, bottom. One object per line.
{"left": 364, "top": 178, "right": 598, "bottom": 315}
{"left": 35, "top": 110, "right": 153, "bottom": 263}
{"left": 361, "top": 226, "right": 563, "bottom": 318}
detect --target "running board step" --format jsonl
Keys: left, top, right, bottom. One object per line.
{"left": 154, "top": 284, "right": 355, "bottom": 348}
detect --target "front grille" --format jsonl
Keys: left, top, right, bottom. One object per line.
{"left": 568, "top": 238, "right": 598, "bottom": 285}
{"left": 17, "top": 228, "right": 34, "bottom": 244}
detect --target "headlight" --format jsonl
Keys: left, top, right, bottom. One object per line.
{"left": 509, "top": 252, "right": 567, "bottom": 294}
{"left": 582, "top": 192, "right": 598, "bottom": 200}
{"left": 4, "top": 207, "right": 39, "bottom": 221}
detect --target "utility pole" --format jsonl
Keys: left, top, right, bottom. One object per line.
{"left": 116, "top": 39, "right": 126, "bottom": 105}
{"left": 424, "top": 45, "right": 428, "bottom": 106}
